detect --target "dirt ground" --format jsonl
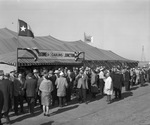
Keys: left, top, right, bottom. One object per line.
{"left": 2, "top": 83, "right": 150, "bottom": 125}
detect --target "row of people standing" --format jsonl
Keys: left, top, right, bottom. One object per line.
{"left": 0, "top": 66, "right": 149, "bottom": 124}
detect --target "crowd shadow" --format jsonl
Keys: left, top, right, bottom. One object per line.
{"left": 87, "top": 93, "right": 104, "bottom": 103}
{"left": 10, "top": 106, "right": 43, "bottom": 124}
{"left": 141, "top": 83, "right": 148, "bottom": 87}
{"left": 122, "top": 91, "right": 133, "bottom": 99}
{"left": 51, "top": 105, "right": 78, "bottom": 116}
{"left": 130, "top": 86, "right": 139, "bottom": 91}
{"left": 67, "top": 91, "right": 104, "bottom": 105}
{"left": 111, "top": 91, "right": 133, "bottom": 103}
{"left": 40, "top": 121, "right": 54, "bottom": 125}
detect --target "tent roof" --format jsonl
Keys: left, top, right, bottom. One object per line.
{"left": 0, "top": 28, "right": 136, "bottom": 65}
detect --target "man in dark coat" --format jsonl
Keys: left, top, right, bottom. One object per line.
{"left": 66, "top": 69, "right": 75, "bottom": 103}
{"left": 24, "top": 73, "right": 37, "bottom": 115}
{"left": 124, "top": 68, "right": 131, "bottom": 91}
{"left": 0, "top": 73, "right": 12, "bottom": 124}
{"left": 48, "top": 70, "right": 58, "bottom": 106}
{"left": 0, "top": 89, "right": 4, "bottom": 125}
{"left": 112, "top": 68, "right": 124, "bottom": 99}
{"left": 33, "top": 69, "right": 40, "bottom": 106}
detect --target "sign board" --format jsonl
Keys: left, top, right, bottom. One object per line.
{"left": 37, "top": 50, "right": 75, "bottom": 60}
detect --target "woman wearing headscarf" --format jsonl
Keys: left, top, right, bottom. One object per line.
{"left": 104, "top": 70, "right": 113, "bottom": 104}
{"left": 39, "top": 71, "right": 53, "bottom": 116}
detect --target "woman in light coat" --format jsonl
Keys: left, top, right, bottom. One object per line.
{"left": 39, "top": 72, "right": 53, "bottom": 116}
{"left": 104, "top": 70, "right": 113, "bottom": 104}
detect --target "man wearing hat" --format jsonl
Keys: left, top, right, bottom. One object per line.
{"left": 24, "top": 73, "right": 37, "bottom": 115}
{"left": 111, "top": 67, "right": 124, "bottom": 100}
{"left": 75, "top": 69, "right": 88, "bottom": 104}
{"left": 124, "top": 67, "right": 131, "bottom": 91}
{"left": 54, "top": 70, "right": 60, "bottom": 78}
{"left": 99, "top": 67, "right": 105, "bottom": 96}
{"left": 0, "top": 72, "right": 12, "bottom": 124}
{"left": 33, "top": 69, "right": 40, "bottom": 106}
{"left": 55, "top": 71, "right": 68, "bottom": 107}
{"left": 48, "top": 70, "right": 58, "bottom": 106}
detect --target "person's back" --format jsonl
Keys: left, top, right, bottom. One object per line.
{"left": 124, "top": 70, "right": 130, "bottom": 82}
{"left": 56, "top": 77, "right": 67, "bottom": 93}
{"left": 0, "top": 76, "right": 12, "bottom": 124}
{"left": 112, "top": 72, "right": 123, "bottom": 89}
{"left": 24, "top": 73, "right": 37, "bottom": 114}
{"left": 55, "top": 76, "right": 68, "bottom": 97}
{"left": 0, "top": 79, "right": 12, "bottom": 111}
{"left": 39, "top": 79, "right": 53, "bottom": 93}
{"left": 25, "top": 78, "right": 37, "bottom": 97}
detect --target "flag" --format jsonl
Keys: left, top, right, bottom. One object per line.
{"left": 84, "top": 32, "right": 93, "bottom": 43}
{"left": 18, "top": 19, "right": 34, "bottom": 38}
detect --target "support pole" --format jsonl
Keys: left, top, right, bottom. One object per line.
{"left": 16, "top": 48, "right": 18, "bottom": 74}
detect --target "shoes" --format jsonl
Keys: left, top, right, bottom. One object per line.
{"left": 46, "top": 114, "right": 50, "bottom": 117}
{"left": 44, "top": 113, "right": 50, "bottom": 117}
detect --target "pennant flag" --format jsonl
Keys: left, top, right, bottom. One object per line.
{"left": 18, "top": 19, "right": 34, "bottom": 38}
{"left": 84, "top": 32, "right": 93, "bottom": 43}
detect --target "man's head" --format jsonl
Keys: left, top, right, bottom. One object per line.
{"left": 4, "top": 73, "right": 10, "bottom": 79}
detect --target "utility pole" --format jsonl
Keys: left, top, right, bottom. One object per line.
{"left": 141, "top": 45, "right": 146, "bottom": 62}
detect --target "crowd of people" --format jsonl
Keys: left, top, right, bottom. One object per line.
{"left": 0, "top": 65, "right": 150, "bottom": 125}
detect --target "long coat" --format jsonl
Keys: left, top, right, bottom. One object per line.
{"left": 39, "top": 79, "right": 53, "bottom": 93}
{"left": 55, "top": 76, "right": 68, "bottom": 97}
{"left": 112, "top": 72, "right": 124, "bottom": 89}
{"left": 90, "top": 72, "right": 98, "bottom": 93}
{"left": 104, "top": 76, "right": 113, "bottom": 95}
{"left": 0, "top": 89, "right": 4, "bottom": 115}
{"left": 24, "top": 78, "right": 37, "bottom": 97}
{"left": 0, "top": 79, "right": 12, "bottom": 112}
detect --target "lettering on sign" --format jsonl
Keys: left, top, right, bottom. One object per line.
{"left": 37, "top": 50, "right": 75, "bottom": 60}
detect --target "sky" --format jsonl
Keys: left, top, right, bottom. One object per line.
{"left": 0, "top": 0, "right": 150, "bottom": 61}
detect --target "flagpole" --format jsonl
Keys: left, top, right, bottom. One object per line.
{"left": 16, "top": 19, "right": 19, "bottom": 74}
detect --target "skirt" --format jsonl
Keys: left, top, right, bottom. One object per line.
{"left": 41, "top": 92, "right": 51, "bottom": 106}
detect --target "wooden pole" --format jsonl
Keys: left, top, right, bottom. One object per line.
{"left": 16, "top": 48, "right": 18, "bottom": 74}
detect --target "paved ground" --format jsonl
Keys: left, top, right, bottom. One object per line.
{"left": 2, "top": 83, "right": 150, "bottom": 125}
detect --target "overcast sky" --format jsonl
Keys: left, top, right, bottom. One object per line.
{"left": 0, "top": 0, "right": 150, "bottom": 61}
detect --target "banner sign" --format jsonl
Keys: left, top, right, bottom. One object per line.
{"left": 37, "top": 50, "right": 75, "bottom": 60}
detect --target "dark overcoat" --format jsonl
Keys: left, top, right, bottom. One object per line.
{"left": 0, "top": 89, "right": 4, "bottom": 115}
{"left": 24, "top": 78, "right": 37, "bottom": 97}
{"left": 112, "top": 72, "right": 124, "bottom": 89}
{"left": 0, "top": 79, "right": 12, "bottom": 112}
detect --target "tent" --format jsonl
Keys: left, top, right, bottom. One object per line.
{"left": 0, "top": 28, "right": 138, "bottom": 68}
